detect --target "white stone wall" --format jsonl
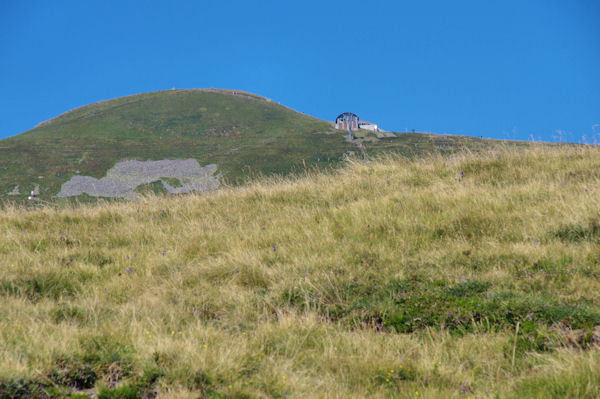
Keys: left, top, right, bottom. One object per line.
{"left": 359, "top": 123, "right": 378, "bottom": 131}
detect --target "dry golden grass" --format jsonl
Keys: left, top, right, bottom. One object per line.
{"left": 2, "top": 144, "right": 600, "bottom": 398}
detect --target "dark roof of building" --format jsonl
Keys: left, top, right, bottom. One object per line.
{"left": 336, "top": 112, "right": 359, "bottom": 121}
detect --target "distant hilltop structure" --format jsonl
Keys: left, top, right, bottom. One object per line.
{"left": 335, "top": 113, "right": 359, "bottom": 131}
{"left": 335, "top": 113, "right": 379, "bottom": 132}
{"left": 358, "top": 120, "right": 379, "bottom": 131}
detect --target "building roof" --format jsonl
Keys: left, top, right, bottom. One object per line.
{"left": 336, "top": 112, "right": 359, "bottom": 121}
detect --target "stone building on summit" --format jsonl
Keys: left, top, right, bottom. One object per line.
{"left": 335, "top": 112, "right": 359, "bottom": 131}
{"left": 335, "top": 113, "right": 379, "bottom": 132}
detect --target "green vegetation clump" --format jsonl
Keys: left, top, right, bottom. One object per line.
{"left": 1, "top": 146, "right": 600, "bottom": 398}
{"left": 160, "top": 177, "right": 183, "bottom": 188}
{"left": 133, "top": 180, "right": 169, "bottom": 196}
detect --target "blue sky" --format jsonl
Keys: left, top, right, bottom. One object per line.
{"left": 1, "top": 0, "right": 599, "bottom": 142}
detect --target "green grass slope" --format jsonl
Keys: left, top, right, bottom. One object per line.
{"left": 0, "top": 89, "right": 528, "bottom": 201}
{"left": 1, "top": 145, "right": 600, "bottom": 398}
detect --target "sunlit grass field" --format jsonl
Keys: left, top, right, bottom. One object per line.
{"left": 2, "top": 145, "right": 600, "bottom": 398}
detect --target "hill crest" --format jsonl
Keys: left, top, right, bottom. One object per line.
{"left": 1, "top": 89, "right": 531, "bottom": 202}
{"left": 34, "top": 88, "right": 281, "bottom": 129}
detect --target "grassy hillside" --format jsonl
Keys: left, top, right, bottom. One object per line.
{"left": 0, "top": 89, "right": 527, "bottom": 201}
{"left": 1, "top": 145, "right": 600, "bottom": 398}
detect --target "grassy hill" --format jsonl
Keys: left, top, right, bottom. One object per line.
{"left": 1, "top": 145, "right": 599, "bottom": 398}
{"left": 0, "top": 89, "right": 528, "bottom": 201}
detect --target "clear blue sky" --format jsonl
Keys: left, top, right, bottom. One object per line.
{"left": 1, "top": 0, "right": 599, "bottom": 142}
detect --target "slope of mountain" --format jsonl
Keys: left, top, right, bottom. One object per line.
{"left": 1, "top": 146, "right": 599, "bottom": 397}
{"left": 0, "top": 89, "right": 529, "bottom": 200}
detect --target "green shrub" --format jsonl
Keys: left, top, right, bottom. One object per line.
{"left": 48, "top": 361, "right": 97, "bottom": 389}
{"left": 0, "top": 378, "right": 48, "bottom": 399}
{"left": 97, "top": 383, "right": 140, "bottom": 399}
{"left": 51, "top": 304, "right": 86, "bottom": 324}
{"left": 0, "top": 272, "right": 79, "bottom": 301}
{"left": 78, "top": 335, "right": 134, "bottom": 375}
{"left": 552, "top": 217, "right": 600, "bottom": 243}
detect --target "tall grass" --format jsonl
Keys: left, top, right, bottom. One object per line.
{"left": 1, "top": 145, "right": 600, "bottom": 398}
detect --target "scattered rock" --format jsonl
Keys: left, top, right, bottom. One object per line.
{"left": 56, "top": 159, "right": 219, "bottom": 199}
{"left": 555, "top": 324, "right": 600, "bottom": 348}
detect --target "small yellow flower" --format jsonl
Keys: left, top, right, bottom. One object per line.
{"left": 415, "top": 392, "right": 419, "bottom": 396}
{"left": 282, "top": 375, "right": 286, "bottom": 379}
{"left": 203, "top": 344, "right": 207, "bottom": 348}
{"left": 385, "top": 378, "right": 390, "bottom": 382}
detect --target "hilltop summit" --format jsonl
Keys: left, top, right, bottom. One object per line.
{"left": 0, "top": 89, "right": 523, "bottom": 201}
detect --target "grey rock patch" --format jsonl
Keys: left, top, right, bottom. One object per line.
{"left": 56, "top": 159, "right": 219, "bottom": 199}
{"left": 32, "top": 185, "right": 40, "bottom": 195}
{"left": 383, "top": 132, "right": 397, "bottom": 138}
{"left": 8, "top": 186, "right": 19, "bottom": 195}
